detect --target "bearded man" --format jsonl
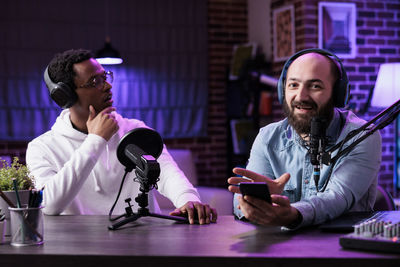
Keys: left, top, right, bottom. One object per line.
{"left": 227, "top": 49, "right": 381, "bottom": 229}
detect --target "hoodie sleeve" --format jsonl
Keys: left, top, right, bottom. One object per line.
{"left": 26, "top": 133, "right": 107, "bottom": 215}
{"left": 155, "top": 146, "right": 201, "bottom": 209}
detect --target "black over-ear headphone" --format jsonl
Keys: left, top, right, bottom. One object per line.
{"left": 277, "top": 48, "right": 350, "bottom": 108}
{"left": 44, "top": 66, "right": 78, "bottom": 109}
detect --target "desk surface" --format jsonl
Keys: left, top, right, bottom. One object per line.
{"left": 0, "top": 215, "right": 399, "bottom": 266}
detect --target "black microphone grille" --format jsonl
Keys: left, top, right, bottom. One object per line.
{"left": 311, "top": 117, "right": 327, "bottom": 137}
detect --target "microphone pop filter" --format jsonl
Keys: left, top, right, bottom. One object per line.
{"left": 117, "top": 128, "right": 163, "bottom": 170}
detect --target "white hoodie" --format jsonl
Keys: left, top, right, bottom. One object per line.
{"left": 26, "top": 109, "right": 200, "bottom": 215}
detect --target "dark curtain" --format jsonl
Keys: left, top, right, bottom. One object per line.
{"left": 0, "top": 0, "right": 208, "bottom": 140}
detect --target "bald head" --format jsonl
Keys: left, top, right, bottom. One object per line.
{"left": 283, "top": 52, "right": 338, "bottom": 135}
{"left": 287, "top": 53, "right": 338, "bottom": 90}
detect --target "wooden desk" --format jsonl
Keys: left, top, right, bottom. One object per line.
{"left": 0, "top": 215, "right": 399, "bottom": 266}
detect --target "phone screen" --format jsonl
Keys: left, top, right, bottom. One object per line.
{"left": 239, "top": 182, "right": 271, "bottom": 203}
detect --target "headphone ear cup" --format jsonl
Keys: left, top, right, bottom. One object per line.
{"left": 44, "top": 67, "right": 77, "bottom": 109}
{"left": 277, "top": 56, "right": 295, "bottom": 105}
{"left": 277, "top": 70, "right": 285, "bottom": 104}
{"left": 332, "top": 74, "right": 350, "bottom": 108}
{"left": 49, "top": 84, "right": 78, "bottom": 109}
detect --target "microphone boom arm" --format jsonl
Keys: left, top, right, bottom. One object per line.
{"left": 325, "top": 98, "right": 400, "bottom": 167}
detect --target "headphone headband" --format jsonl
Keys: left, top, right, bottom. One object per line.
{"left": 277, "top": 48, "right": 350, "bottom": 108}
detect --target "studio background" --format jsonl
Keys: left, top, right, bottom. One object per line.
{"left": 0, "top": 0, "right": 399, "bottom": 195}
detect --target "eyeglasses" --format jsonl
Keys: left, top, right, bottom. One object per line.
{"left": 78, "top": 71, "right": 113, "bottom": 90}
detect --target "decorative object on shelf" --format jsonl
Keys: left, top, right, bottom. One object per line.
{"left": 229, "top": 43, "right": 257, "bottom": 80}
{"left": 230, "top": 119, "right": 258, "bottom": 155}
{"left": 259, "top": 91, "right": 272, "bottom": 116}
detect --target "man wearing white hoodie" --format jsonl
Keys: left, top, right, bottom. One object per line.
{"left": 26, "top": 49, "right": 217, "bottom": 225}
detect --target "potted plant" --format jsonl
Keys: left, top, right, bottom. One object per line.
{"left": 0, "top": 157, "right": 35, "bottom": 236}
{"left": 0, "top": 157, "right": 34, "bottom": 192}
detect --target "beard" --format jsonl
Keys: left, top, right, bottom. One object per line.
{"left": 283, "top": 98, "right": 334, "bottom": 135}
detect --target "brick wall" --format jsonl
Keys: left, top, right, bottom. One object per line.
{"left": 271, "top": 0, "right": 400, "bottom": 196}
{"left": 166, "top": 0, "right": 248, "bottom": 186}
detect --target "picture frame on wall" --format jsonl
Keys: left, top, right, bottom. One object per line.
{"left": 318, "top": 2, "right": 356, "bottom": 58}
{"left": 273, "top": 5, "right": 295, "bottom": 62}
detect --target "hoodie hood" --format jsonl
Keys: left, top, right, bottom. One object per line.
{"left": 52, "top": 109, "right": 88, "bottom": 141}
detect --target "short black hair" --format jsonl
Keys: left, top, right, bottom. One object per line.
{"left": 47, "top": 49, "right": 94, "bottom": 91}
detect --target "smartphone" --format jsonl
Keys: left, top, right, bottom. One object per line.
{"left": 239, "top": 182, "right": 271, "bottom": 203}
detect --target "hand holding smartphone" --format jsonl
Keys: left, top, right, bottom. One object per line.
{"left": 239, "top": 182, "right": 272, "bottom": 203}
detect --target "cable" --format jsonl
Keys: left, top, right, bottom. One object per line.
{"left": 109, "top": 169, "right": 129, "bottom": 222}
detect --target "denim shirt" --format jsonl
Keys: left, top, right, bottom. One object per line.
{"left": 234, "top": 108, "right": 382, "bottom": 228}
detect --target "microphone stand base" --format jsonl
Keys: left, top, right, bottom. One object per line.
{"left": 108, "top": 209, "right": 189, "bottom": 230}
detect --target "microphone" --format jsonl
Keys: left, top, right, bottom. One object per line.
{"left": 309, "top": 117, "right": 327, "bottom": 190}
{"left": 116, "top": 128, "right": 163, "bottom": 188}
{"left": 109, "top": 127, "right": 192, "bottom": 229}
